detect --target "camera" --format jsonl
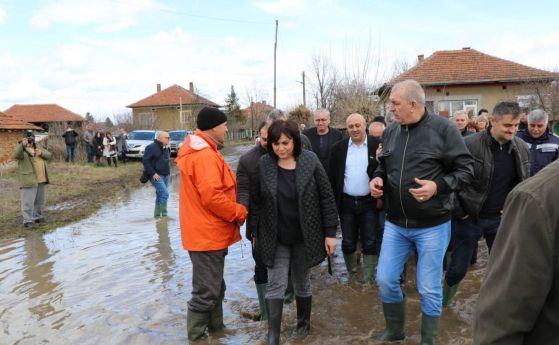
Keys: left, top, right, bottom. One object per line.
{"left": 22, "top": 130, "right": 35, "bottom": 144}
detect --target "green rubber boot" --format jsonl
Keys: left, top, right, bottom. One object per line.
{"left": 343, "top": 252, "right": 358, "bottom": 279}
{"left": 154, "top": 203, "right": 161, "bottom": 218}
{"left": 420, "top": 314, "right": 440, "bottom": 345}
{"left": 208, "top": 301, "right": 225, "bottom": 332}
{"left": 187, "top": 309, "right": 209, "bottom": 341}
{"left": 363, "top": 255, "right": 376, "bottom": 285}
{"left": 160, "top": 202, "right": 168, "bottom": 217}
{"left": 442, "top": 281, "right": 459, "bottom": 307}
{"left": 256, "top": 283, "right": 268, "bottom": 321}
{"left": 370, "top": 301, "right": 406, "bottom": 341}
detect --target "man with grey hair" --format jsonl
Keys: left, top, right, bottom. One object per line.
{"left": 303, "top": 108, "right": 343, "bottom": 170}
{"left": 143, "top": 130, "right": 171, "bottom": 218}
{"left": 517, "top": 109, "right": 559, "bottom": 176}
{"left": 452, "top": 110, "right": 473, "bottom": 137}
{"left": 442, "top": 101, "right": 530, "bottom": 311}
{"left": 267, "top": 109, "right": 312, "bottom": 150}
{"left": 369, "top": 79, "right": 474, "bottom": 344}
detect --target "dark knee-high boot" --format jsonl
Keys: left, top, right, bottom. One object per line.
{"left": 295, "top": 295, "right": 312, "bottom": 336}
{"left": 266, "top": 299, "right": 283, "bottom": 345}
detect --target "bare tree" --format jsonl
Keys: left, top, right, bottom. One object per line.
{"left": 308, "top": 54, "right": 338, "bottom": 114}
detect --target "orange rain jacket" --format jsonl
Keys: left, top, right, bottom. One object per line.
{"left": 175, "top": 130, "right": 247, "bottom": 251}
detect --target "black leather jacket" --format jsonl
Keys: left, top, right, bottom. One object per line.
{"left": 455, "top": 129, "right": 531, "bottom": 219}
{"left": 373, "top": 111, "right": 474, "bottom": 228}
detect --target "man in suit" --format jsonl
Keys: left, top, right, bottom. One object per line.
{"left": 304, "top": 108, "right": 344, "bottom": 171}
{"left": 329, "top": 113, "right": 381, "bottom": 283}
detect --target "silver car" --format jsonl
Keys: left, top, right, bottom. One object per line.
{"left": 169, "top": 130, "right": 193, "bottom": 156}
{"left": 126, "top": 130, "right": 157, "bottom": 158}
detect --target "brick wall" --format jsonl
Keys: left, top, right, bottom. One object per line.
{"left": 0, "top": 130, "right": 23, "bottom": 162}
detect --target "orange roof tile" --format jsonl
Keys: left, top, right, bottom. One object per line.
{"left": 241, "top": 101, "right": 274, "bottom": 119}
{"left": 127, "top": 84, "right": 220, "bottom": 108}
{"left": 393, "top": 48, "right": 559, "bottom": 86}
{"left": 0, "top": 111, "right": 43, "bottom": 130}
{"left": 4, "top": 104, "right": 85, "bottom": 123}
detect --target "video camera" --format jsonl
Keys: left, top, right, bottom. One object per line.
{"left": 20, "top": 130, "right": 35, "bottom": 145}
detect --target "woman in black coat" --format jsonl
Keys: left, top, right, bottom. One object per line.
{"left": 92, "top": 131, "right": 104, "bottom": 166}
{"left": 255, "top": 119, "right": 339, "bottom": 345}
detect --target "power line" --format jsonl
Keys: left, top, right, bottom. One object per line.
{"left": 110, "top": 0, "right": 271, "bottom": 25}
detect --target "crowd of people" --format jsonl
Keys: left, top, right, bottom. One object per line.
{"left": 11, "top": 78, "right": 559, "bottom": 344}
{"left": 58, "top": 124, "right": 130, "bottom": 166}
{"left": 171, "top": 80, "right": 558, "bottom": 345}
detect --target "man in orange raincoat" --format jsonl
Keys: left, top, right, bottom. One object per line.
{"left": 175, "top": 107, "right": 247, "bottom": 341}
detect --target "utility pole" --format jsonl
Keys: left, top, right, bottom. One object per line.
{"left": 274, "top": 19, "right": 278, "bottom": 108}
{"left": 297, "top": 71, "right": 306, "bottom": 107}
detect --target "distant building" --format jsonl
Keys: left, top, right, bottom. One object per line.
{"left": 241, "top": 100, "right": 274, "bottom": 131}
{"left": 387, "top": 47, "right": 559, "bottom": 118}
{"left": 4, "top": 103, "right": 85, "bottom": 131}
{"left": 127, "top": 83, "right": 220, "bottom": 130}
{"left": 0, "top": 111, "right": 42, "bottom": 162}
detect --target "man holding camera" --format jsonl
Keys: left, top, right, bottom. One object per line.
{"left": 12, "top": 131, "right": 52, "bottom": 228}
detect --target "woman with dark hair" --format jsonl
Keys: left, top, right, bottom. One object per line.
{"left": 255, "top": 119, "right": 339, "bottom": 345}
{"left": 92, "top": 131, "right": 105, "bottom": 166}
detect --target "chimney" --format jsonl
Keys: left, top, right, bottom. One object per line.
{"left": 262, "top": 100, "right": 266, "bottom": 105}
{"left": 189, "top": 82, "right": 194, "bottom": 93}
{"left": 418, "top": 54, "right": 424, "bottom": 63}
{"left": 156, "top": 83, "right": 161, "bottom": 92}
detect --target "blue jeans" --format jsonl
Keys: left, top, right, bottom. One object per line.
{"left": 445, "top": 216, "right": 501, "bottom": 287}
{"left": 376, "top": 220, "right": 451, "bottom": 317}
{"left": 150, "top": 174, "right": 169, "bottom": 204}
{"left": 340, "top": 196, "right": 378, "bottom": 255}
{"left": 66, "top": 144, "right": 75, "bottom": 162}
{"left": 86, "top": 144, "right": 94, "bottom": 162}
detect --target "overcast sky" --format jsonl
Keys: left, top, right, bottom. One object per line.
{"left": 1, "top": 0, "right": 558, "bottom": 119}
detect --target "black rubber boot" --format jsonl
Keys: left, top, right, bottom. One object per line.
{"left": 370, "top": 301, "right": 406, "bottom": 341}
{"left": 296, "top": 295, "right": 312, "bottom": 336}
{"left": 266, "top": 299, "right": 283, "bottom": 345}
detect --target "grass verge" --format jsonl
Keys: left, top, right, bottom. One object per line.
{"left": 0, "top": 161, "right": 143, "bottom": 239}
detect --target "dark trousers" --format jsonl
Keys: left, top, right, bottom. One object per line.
{"left": 86, "top": 144, "right": 94, "bottom": 162}
{"left": 119, "top": 151, "right": 127, "bottom": 163}
{"left": 252, "top": 241, "right": 268, "bottom": 284}
{"left": 445, "top": 216, "right": 501, "bottom": 286}
{"left": 374, "top": 209, "right": 385, "bottom": 255}
{"left": 188, "top": 249, "right": 227, "bottom": 313}
{"left": 340, "top": 195, "right": 378, "bottom": 255}
{"left": 66, "top": 144, "right": 75, "bottom": 162}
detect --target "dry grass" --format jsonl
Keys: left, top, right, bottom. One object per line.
{"left": 0, "top": 161, "right": 143, "bottom": 238}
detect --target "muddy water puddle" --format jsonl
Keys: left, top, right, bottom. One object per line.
{"left": 0, "top": 145, "right": 483, "bottom": 344}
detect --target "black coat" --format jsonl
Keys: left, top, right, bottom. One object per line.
{"left": 92, "top": 135, "right": 104, "bottom": 156}
{"left": 303, "top": 127, "right": 344, "bottom": 171}
{"left": 455, "top": 129, "right": 531, "bottom": 219}
{"left": 143, "top": 140, "right": 171, "bottom": 177}
{"left": 328, "top": 136, "right": 381, "bottom": 211}
{"left": 255, "top": 150, "right": 339, "bottom": 269}
{"left": 236, "top": 144, "right": 267, "bottom": 240}
{"left": 374, "top": 111, "right": 474, "bottom": 228}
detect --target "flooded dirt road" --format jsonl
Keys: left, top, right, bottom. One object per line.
{"left": 0, "top": 145, "right": 484, "bottom": 344}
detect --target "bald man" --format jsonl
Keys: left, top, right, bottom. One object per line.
{"left": 143, "top": 131, "right": 171, "bottom": 218}
{"left": 328, "top": 113, "right": 381, "bottom": 284}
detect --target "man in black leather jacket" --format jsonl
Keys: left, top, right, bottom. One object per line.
{"left": 442, "top": 101, "right": 530, "bottom": 308}
{"left": 369, "top": 80, "right": 474, "bottom": 344}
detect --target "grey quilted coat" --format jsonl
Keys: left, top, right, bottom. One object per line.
{"left": 255, "top": 150, "right": 339, "bottom": 269}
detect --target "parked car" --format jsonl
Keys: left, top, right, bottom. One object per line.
{"left": 169, "top": 130, "right": 193, "bottom": 156}
{"left": 126, "top": 130, "right": 157, "bottom": 158}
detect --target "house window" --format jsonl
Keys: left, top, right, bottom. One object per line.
{"left": 138, "top": 111, "right": 155, "bottom": 127}
{"left": 437, "top": 99, "right": 478, "bottom": 117}
{"left": 180, "top": 110, "right": 193, "bottom": 124}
